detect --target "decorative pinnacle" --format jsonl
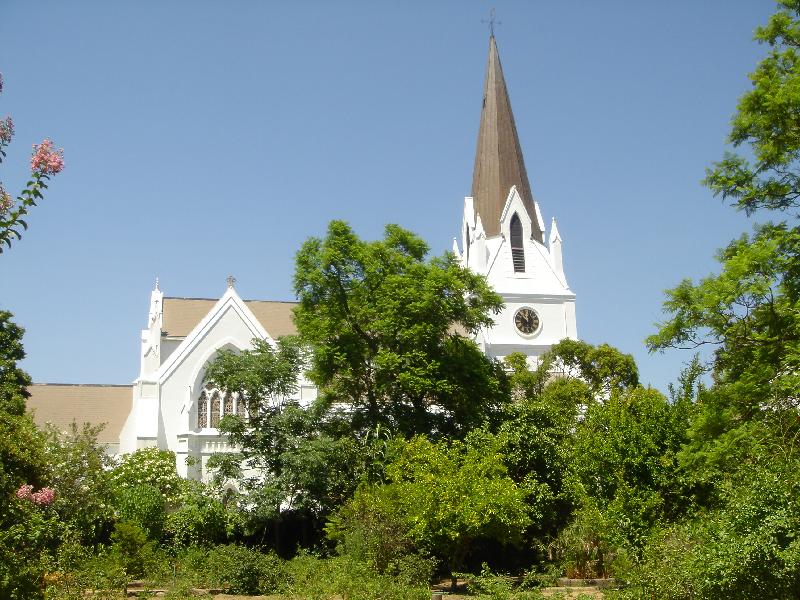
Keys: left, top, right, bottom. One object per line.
{"left": 226, "top": 275, "right": 236, "bottom": 289}
{"left": 482, "top": 7, "right": 501, "bottom": 37}
{"left": 154, "top": 276, "right": 160, "bottom": 291}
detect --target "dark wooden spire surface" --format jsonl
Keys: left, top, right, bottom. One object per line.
{"left": 470, "top": 36, "right": 542, "bottom": 241}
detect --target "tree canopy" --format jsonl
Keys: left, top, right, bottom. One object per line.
{"left": 293, "top": 220, "right": 508, "bottom": 437}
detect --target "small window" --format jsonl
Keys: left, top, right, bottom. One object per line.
{"left": 197, "top": 390, "right": 208, "bottom": 429}
{"left": 224, "top": 392, "right": 234, "bottom": 417}
{"left": 210, "top": 391, "right": 221, "bottom": 428}
{"left": 510, "top": 213, "right": 525, "bottom": 273}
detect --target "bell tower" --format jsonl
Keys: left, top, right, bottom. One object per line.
{"left": 453, "top": 35, "right": 577, "bottom": 365}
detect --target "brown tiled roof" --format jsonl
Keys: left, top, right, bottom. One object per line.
{"left": 471, "top": 35, "right": 542, "bottom": 241}
{"left": 161, "top": 297, "right": 298, "bottom": 338}
{"left": 26, "top": 384, "right": 132, "bottom": 444}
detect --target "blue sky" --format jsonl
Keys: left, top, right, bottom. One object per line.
{"left": 0, "top": 1, "right": 776, "bottom": 392}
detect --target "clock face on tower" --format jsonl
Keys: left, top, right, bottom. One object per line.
{"left": 514, "top": 307, "right": 540, "bottom": 335}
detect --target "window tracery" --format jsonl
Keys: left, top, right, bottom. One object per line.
{"left": 196, "top": 386, "right": 247, "bottom": 430}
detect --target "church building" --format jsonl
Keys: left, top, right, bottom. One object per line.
{"left": 27, "top": 35, "right": 576, "bottom": 480}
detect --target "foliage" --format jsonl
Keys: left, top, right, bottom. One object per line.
{"left": 108, "top": 521, "right": 162, "bottom": 580}
{"left": 552, "top": 500, "right": 627, "bottom": 579}
{"left": 617, "top": 459, "right": 800, "bottom": 600}
{"left": 342, "top": 432, "right": 530, "bottom": 589}
{"left": 0, "top": 496, "right": 60, "bottom": 600}
{"left": 497, "top": 373, "right": 586, "bottom": 537}
{"left": 205, "top": 336, "right": 362, "bottom": 522}
{"left": 0, "top": 310, "right": 32, "bottom": 416}
{"left": 114, "top": 484, "right": 165, "bottom": 540}
{"left": 703, "top": 0, "right": 800, "bottom": 215}
{"left": 570, "top": 387, "right": 690, "bottom": 551}
{"left": 110, "top": 447, "right": 183, "bottom": 506}
{"left": 164, "top": 483, "right": 228, "bottom": 548}
{"left": 536, "top": 339, "right": 639, "bottom": 398}
{"left": 0, "top": 73, "right": 64, "bottom": 253}
{"left": 293, "top": 220, "right": 508, "bottom": 437}
{"left": 326, "top": 483, "right": 433, "bottom": 580}
{"left": 42, "top": 423, "right": 115, "bottom": 546}
{"left": 0, "top": 311, "right": 50, "bottom": 600}
{"left": 283, "top": 553, "right": 430, "bottom": 600}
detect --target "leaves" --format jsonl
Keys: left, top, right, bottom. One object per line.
{"left": 293, "top": 220, "right": 507, "bottom": 437}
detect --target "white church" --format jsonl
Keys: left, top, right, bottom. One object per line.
{"left": 27, "top": 35, "right": 577, "bottom": 480}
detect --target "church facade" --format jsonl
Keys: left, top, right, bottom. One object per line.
{"left": 27, "top": 35, "right": 576, "bottom": 480}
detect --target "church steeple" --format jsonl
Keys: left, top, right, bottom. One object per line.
{"left": 470, "top": 35, "right": 542, "bottom": 242}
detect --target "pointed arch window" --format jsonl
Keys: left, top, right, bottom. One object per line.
{"left": 196, "top": 386, "right": 246, "bottom": 430}
{"left": 224, "top": 392, "right": 234, "bottom": 417}
{"left": 510, "top": 213, "right": 525, "bottom": 273}
{"left": 197, "top": 390, "right": 208, "bottom": 429}
{"left": 210, "top": 391, "right": 221, "bottom": 428}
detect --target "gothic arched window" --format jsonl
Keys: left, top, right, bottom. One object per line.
{"left": 224, "top": 392, "right": 234, "bottom": 417}
{"left": 210, "top": 391, "right": 221, "bottom": 428}
{"left": 510, "top": 213, "right": 525, "bottom": 273}
{"left": 236, "top": 395, "right": 246, "bottom": 419}
{"left": 197, "top": 390, "right": 208, "bottom": 429}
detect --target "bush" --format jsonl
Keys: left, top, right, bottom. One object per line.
{"left": 164, "top": 499, "right": 227, "bottom": 548}
{"left": 285, "top": 553, "right": 430, "bottom": 600}
{"left": 109, "top": 521, "right": 163, "bottom": 579}
{"left": 114, "top": 484, "right": 165, "bottom": 540}
{"left": 111, "top": 448, "right": 183, "bottom": 506}
{"left": 204, "top": 544, "right": 286, "bottom": 595}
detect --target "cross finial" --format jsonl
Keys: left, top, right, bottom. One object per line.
{"left": 226, "top": 275, "right": 236, "bottom": 289}
{"left": 482, "top": 7, "right": 501, "bottom": 37}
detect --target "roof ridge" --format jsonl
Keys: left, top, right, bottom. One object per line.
{"left": 164, "top": 296, "right": 298, "bottom": 303}
{"left": 30, "top": 383, "right": 132, "bottom": 388}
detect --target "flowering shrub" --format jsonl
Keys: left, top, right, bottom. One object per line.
{"left": 0, "top": 117, "right": 12, "bottom": 144}
{"left": 0, "top": 71, "right": 64, "bottom": 252}
{"left": 30, "top": 139, "right": 64, "bottom": 175}
{"left": 111, "top": 447, "right": 183, "bottom": 505}
{"left": 16, "top": 484, "right": 55, "bottom": 506}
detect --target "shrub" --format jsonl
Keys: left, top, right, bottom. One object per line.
{"left": 111, "top": 448, "right": 183, "bottom": 506}
{"left": 114, "top": 484, "right": 165, "bottom": 540}
{"left": 164, "top": 499, "right": 227, "bottom": 548}
{"left": 204, "top": 544, "right": 286, "bottom": 595}
{"left": 109, "top": 521, "right": 163, "bottom": 580}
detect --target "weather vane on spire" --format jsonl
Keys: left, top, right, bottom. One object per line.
{"left": 482, "top": 8, "right": 501, "bottom": 37}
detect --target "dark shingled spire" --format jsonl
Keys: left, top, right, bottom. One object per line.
{"left": 470, "top": 35, "right": 542, "bottom": 241}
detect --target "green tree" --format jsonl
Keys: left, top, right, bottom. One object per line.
{"left": 293, "top": 221, "right": 507, "bottom": 437}
{"left": 204, "top": 337, "right": 364, "bottom": 525}
{"left": 570, "top": 387, "right": 690, "bottom": 551}
{"left": 497, "top": 368, "right": 587, "bottom": 537}
{"left": 536, "top": 339, "right": 639, "bottom": 398}
{"left": 42, "top": 423, "right": 116, "bottom": 546}
{"left": 338, "top": 432, "right": 530, "bottom": 591}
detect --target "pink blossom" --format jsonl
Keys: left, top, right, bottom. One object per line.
{"left": 0, "top": 117, "right": 13, "bottom": 144}
{"left": 15, "top": 484, "right": 33, "bottom": 500}
{"left": 0, "top": 185, "right": 12, "bottom": 214}
{"left": 30, "top": 139, "right": 64, "bottom": 175}
{"left": 31, "top": 487, "right": 55, "bottom": 506}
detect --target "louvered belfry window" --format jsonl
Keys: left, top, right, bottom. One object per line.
{"left": 510, "top": 213, "right": 525, "bottom": 273}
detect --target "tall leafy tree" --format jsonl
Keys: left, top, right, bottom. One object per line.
{"left": 204, "top": 338, "right": 364, "bottom": 525}
{"left": 624, "top": 4, "right": 800, "bottom": 596}
{"left": 293, "top": 220, "right": 507, "bottom": 437}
